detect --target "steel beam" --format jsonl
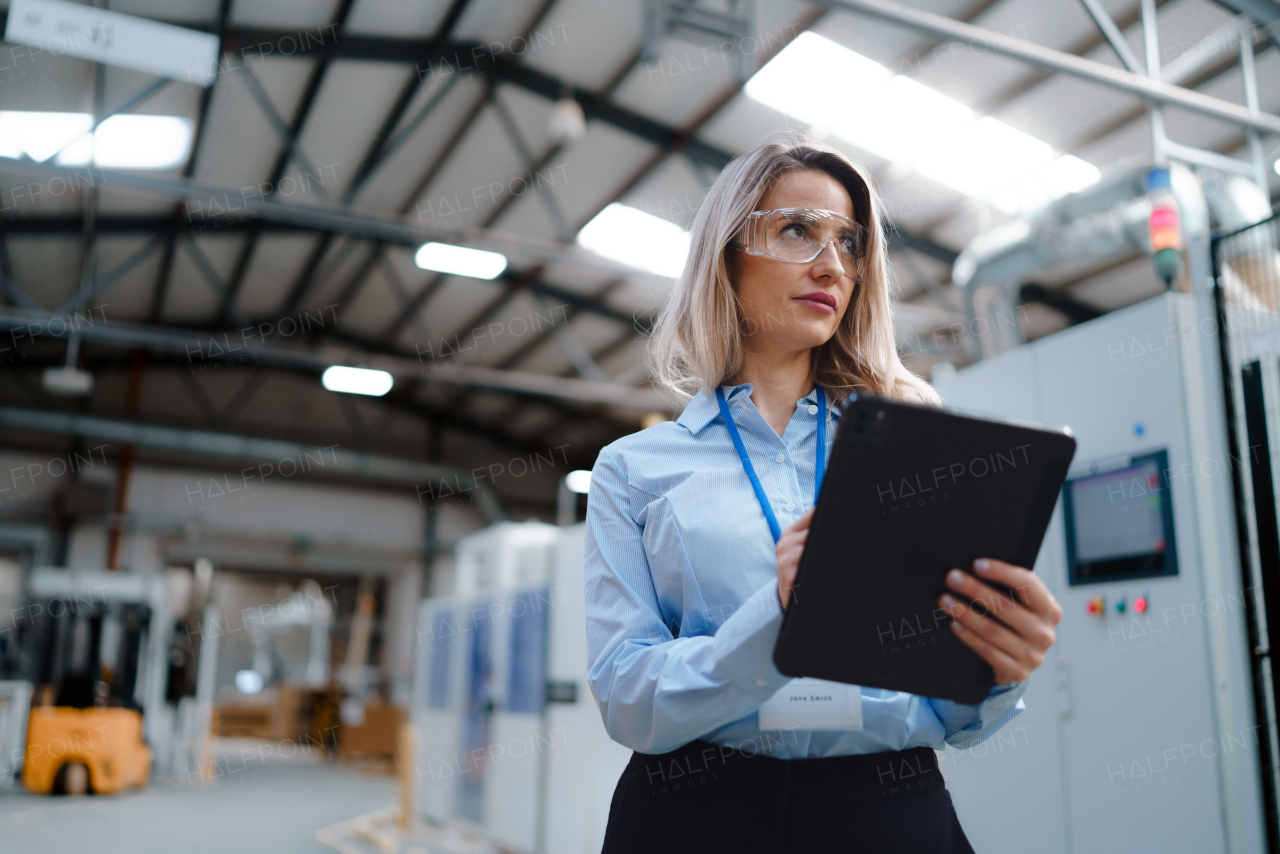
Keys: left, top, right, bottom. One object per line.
{"left": 3, "top": 213, "right": 336, "bottom": 236}
{"left": 4, "top": 8, "right": 1273, "bottom": 147}
{"left": 274, "top": 0, "right": 474, "bottom": 319}
{"left": 151, "top": 0, "right": 229, "bottom": 326}
{"left": 0, "top": 404, "right": 504, "bottom": 521}
{"left": 1162, "top": 13, "right": 1254, "bottom": 84}
{"left": 1211, "top": 0, "right": 1280, "bottom": 51}
{"left": 0, "top": 308, "right": 671, "bottom": 411}
{"left": 0, "top": 266, "right": 41, "bottom": 310}
{"left": 54, "top": 234, "right": 166, "bottom": 316}
{"left": 19, "top": 342, "right": 597, "bottom": 458}
{"left": 0, "top": 157, "right": 436, "bottom": 245}
{"left": 1162, "top": 137, "right": 1260, "bottom": 175}
{"left": 821, "top": 0, "right": 1280, "bottom": 135}
{"left": 217, "top": 0, "right": 358, "bottom": 326}
{"left": 1077, "top": 0, "right": 1146, "bottom": 74}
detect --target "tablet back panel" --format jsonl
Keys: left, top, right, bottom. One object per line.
{"left": 773, "top": 395, "right": 1076, "bottom": 705}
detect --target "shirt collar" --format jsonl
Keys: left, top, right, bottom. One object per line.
{"left": 676, "top": 383, "right": 841, "bottom": 436}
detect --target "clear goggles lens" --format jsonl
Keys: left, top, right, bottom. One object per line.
{"left": 735, "top": 208, "right": 866, "bottom": 280}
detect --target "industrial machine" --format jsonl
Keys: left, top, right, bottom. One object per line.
{"left": 413, "top": 521, "right": 630, "bottom": 854}
{"left": 937, "top": 291, "right": 1265, "bottom": 854}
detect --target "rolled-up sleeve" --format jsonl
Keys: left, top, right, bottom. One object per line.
{"left": 928, "top": 680, "right": 1029, "bottom": 749}
{"left": 584, "top": 445, "right": 791, "bottom": 755}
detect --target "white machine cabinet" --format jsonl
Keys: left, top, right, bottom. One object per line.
{"left": 412, "top": 521, "right": 630, "bottom": 854}
{"left": 938, "top": 292, "right": 1265, "bottom": 854}
{"left": 542, "top": 524, "right": 632, "bottom": 854}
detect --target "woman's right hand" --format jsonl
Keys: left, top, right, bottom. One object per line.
{"left": 776, "top": 509, "right": 814, "bottom": 609}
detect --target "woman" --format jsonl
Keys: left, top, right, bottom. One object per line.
{"left": 584, "top": 138, "right": 1063, "bottom": 852}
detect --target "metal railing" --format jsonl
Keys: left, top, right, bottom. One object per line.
{"left": 1213, "top": 211, "right": 1280, "bottom": 854}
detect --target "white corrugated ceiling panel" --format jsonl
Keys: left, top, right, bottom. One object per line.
{"left": 234, "top": 233, "right": 324, "bottom": 315}
{"left": 90, "top": 235, "right": 165, "bottom": 320}
{"left": 162, "top": 234, "right": 243, "bottom": 322}
{"left": 345, "top": 0, "right": 451, "bottom": 37}
{"left": 194, "top": 56, "right": 315, "bottom": 188}
{"left": 290, "top": 61, "right": 415, "bottom": 205}
{"left": 230, "top": 0, "right": 342, "bottom": 29}
{"left": 351, "top": 75, "right": 488, "bottom": 214}
{"left": 521, "top": 0, "right": 640, "bottom": 89}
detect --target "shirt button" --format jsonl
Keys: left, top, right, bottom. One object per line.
{"left": 784, "top": 502, "right": 796, "bottom": 512}
{"left": 775, "top": 453, "right": 785, "bottom": 463}
{"left": 754, "top": 677, "right": 768, "bottom": 688}
{"left": 808, "top": 404, "right": 819, "bottom": 415}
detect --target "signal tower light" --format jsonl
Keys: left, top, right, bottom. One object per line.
{"left": 1146, "top": 168, "right": 1183, "bottom": 290}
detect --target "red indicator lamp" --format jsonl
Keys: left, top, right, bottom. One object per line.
{"left": 1134, "top": 595, "right": 1149, "bottom": 614}
{"left": 1086, "top": 594, "right": 1105, "bottom": 616}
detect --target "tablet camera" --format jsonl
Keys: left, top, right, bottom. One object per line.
{"left": 849, "top": 405, "right": 888, "bottom": 441}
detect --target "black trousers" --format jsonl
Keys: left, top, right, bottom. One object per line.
{"left": 601, "top": 740, "right": 975, "bottom": 854}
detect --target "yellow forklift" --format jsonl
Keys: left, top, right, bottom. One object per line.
{"left": 7, "top": 569, "right": 174, "bottom": 795}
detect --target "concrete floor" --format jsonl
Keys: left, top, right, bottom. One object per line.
{"left": 0, "top": 738, "right": 398, "bottom": 854}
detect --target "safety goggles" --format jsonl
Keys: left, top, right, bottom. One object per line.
{"left": 732, "top": 208, "right": 867, "bottom": 282}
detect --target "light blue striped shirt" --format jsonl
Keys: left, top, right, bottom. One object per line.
{"left": 584, "top": 382, "right": 1026, "bottom": 758}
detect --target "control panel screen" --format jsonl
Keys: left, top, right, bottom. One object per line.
{"left": 1063, "top": 449, "right": 1178, "bottom": 585}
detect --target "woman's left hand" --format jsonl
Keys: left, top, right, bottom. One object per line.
{"left": 937, "top": 558, "right": 1063, "bottom": 685}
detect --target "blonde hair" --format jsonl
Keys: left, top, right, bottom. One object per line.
{"left": 650, "top": 137, "right": 939, "bottom": 406}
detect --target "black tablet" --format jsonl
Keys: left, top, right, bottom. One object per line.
{"left": 773, "top": 394, "right": 1077, "bottom": 705}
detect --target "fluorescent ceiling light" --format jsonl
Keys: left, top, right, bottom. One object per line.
{"left": 235, "top": 670, "right": 264, "bottom": 694}
{"left": 414, "top": 242, "right": 508, "bottom": 279}
{"left": 321, "top": 365, "right": 394, "bottom": 397}
{"left": 577, "top": 203, "right": 691, "bottom": 278}
{"left": 565, "top": 469, "right": 593, "bottom": 494}
{"left": 0, "top": 111, "right": 192, "bottom": 168}
{"left": 745, "top": 32, "right": 1101, "bottom": 215}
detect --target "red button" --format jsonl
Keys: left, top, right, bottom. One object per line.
{"left": 1134, "top": 596, "right": 1148, "bottom": 614}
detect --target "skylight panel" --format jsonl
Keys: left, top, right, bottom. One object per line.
{"left": 916, "top": 116, "right": 1054, "bottom": 203}
{"left": 577, "top": 203, "right": 691, "bottom": 279}
{"left": 0, "top": 111, "right": 193, "bottom": 168}
{"left": 745, "top": 31, "right": 891, "bottom": 129}
{"left": 744, "top": 32, "right": 1103, "bottom": 216}
{"left": 0, "top": 111, "right": 92, "bottom": 163}
{"left": 1043, "top": 154, "right": 1103, "bottom": 195}
{"left": 94, "top": 115, "right": 192, "bottom": 169}
{"left": 840, "top": 75, "right": 975, "bottom": 163}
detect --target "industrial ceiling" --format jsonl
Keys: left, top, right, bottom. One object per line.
{"left": 0, "top": 0, "right": 1276, "bottom": 516}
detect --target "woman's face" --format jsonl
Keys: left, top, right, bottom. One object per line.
{"left": 728, "top": 169, "right": 859, "bottom": 357}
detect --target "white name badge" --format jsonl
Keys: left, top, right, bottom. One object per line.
{"left": 758, "top": 678, "right": 863, "bottom": 731}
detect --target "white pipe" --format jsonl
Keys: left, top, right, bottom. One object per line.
{"left": 951, "top": 164, "right": 1228, "bottom": 358}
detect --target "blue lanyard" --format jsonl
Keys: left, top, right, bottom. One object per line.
{"left": 714, "top": 385, "right": 827, "bottom": 543}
